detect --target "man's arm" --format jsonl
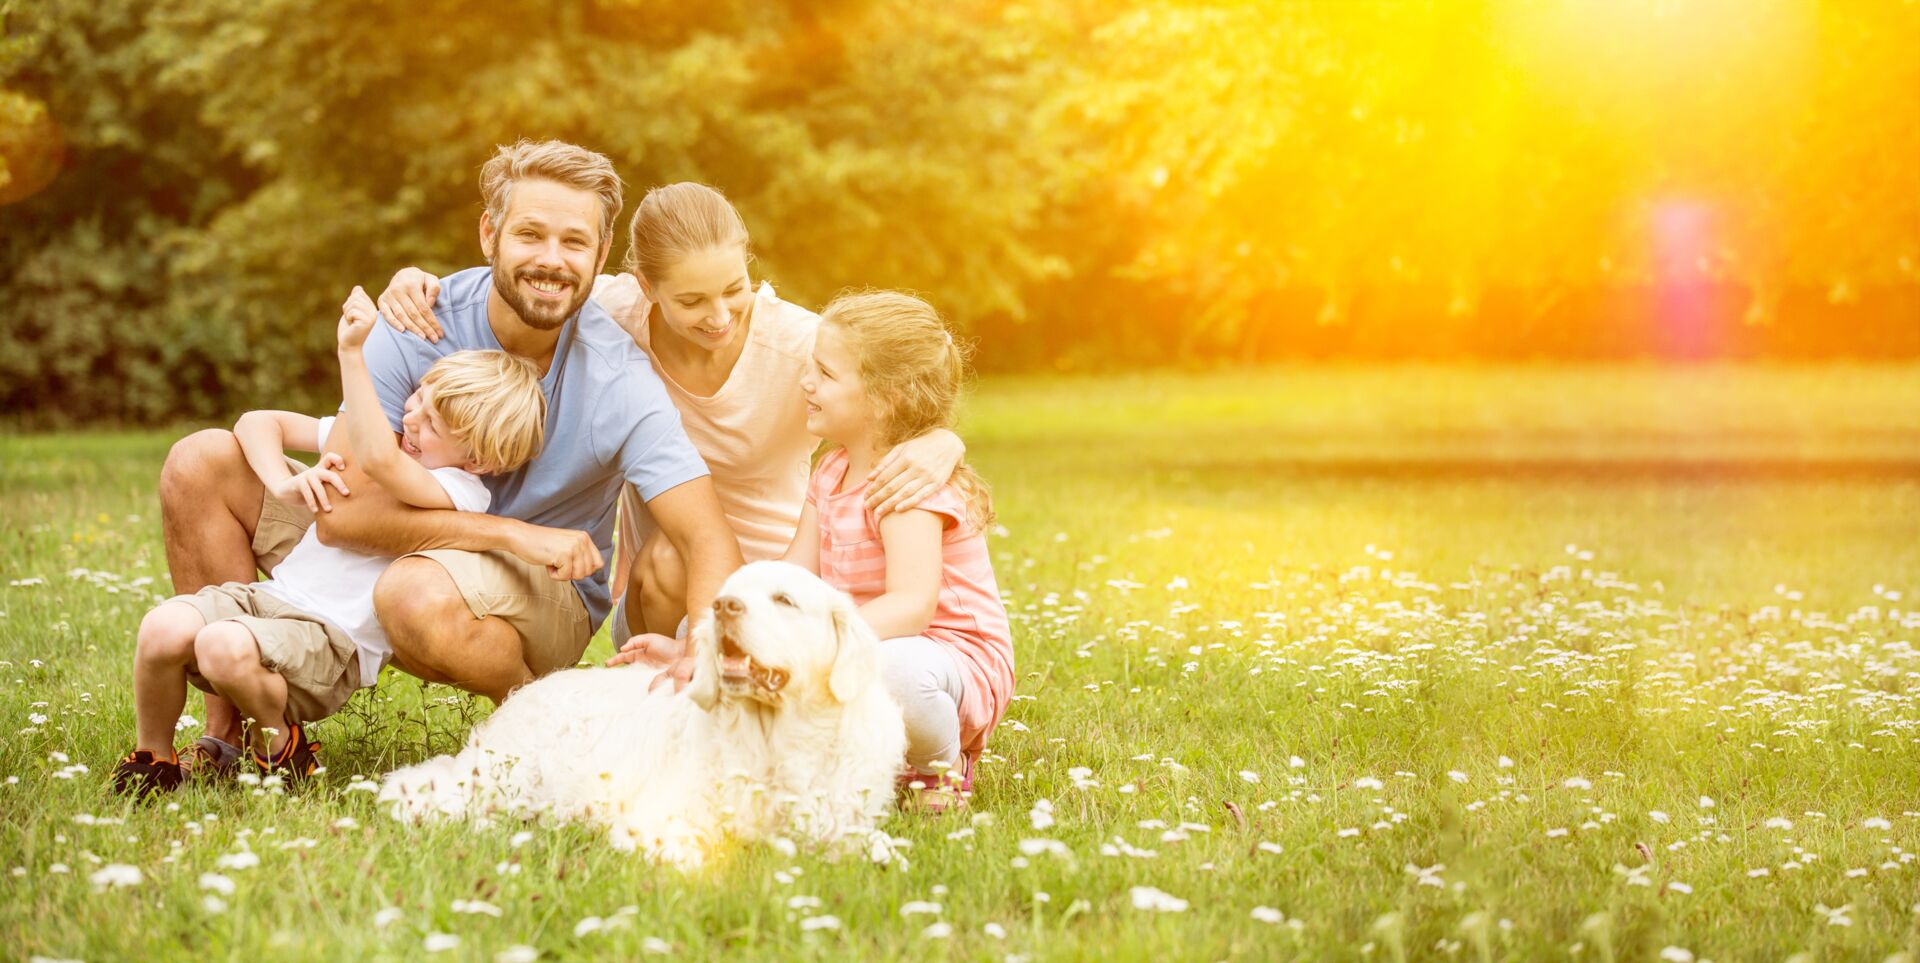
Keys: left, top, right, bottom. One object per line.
{"left": 312, "top": 427, "right": 602, "bottom": 581}
{"left": 645, "top": 476, "right": 743, "bottom": 630}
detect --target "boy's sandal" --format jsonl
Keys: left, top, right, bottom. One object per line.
{"left": 111, "top": 749, "right": 185, "bottom": 799}
{"left": 178, "top": 735, "right": 244, "bottom": 780}
{"left": 251, "top": 720, "right": 323, "bottom": 783}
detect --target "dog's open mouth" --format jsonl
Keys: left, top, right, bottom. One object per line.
{"left": 717, "top": 630, "right": 789, "bottom": 697}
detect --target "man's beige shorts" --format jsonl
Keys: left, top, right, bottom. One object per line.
{"left": 249, "top": 480, "right": 593, "bottom": 680}
{"left": 174, "top": 582, "right": 360, "bottom": 725}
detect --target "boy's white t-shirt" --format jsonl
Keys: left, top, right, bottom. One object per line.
{"left": 253, "top": 417, "right": 491, "bottom": 688}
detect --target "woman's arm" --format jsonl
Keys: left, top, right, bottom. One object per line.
{"left": 865, "top": 428, "right": 965, "bottom": 516}
{"left": 855, "top": 508, "right": 945, "bottom": 640}
{"left": 779, "top": 501, "right": 823, "bottom": 574}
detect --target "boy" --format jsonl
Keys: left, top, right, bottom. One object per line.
{"left": 113, "top": 287, "right": 546, "bottom": 797}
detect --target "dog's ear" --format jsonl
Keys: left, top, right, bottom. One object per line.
{"left": 686, "top": 618, "right": 720, "bottom": 710}
{"left": 827, "top": 593, "right": 881, "bottom": 704}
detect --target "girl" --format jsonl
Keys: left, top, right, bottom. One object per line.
{"left": 783, "top": 291, "right": 1013, "bottom": 812}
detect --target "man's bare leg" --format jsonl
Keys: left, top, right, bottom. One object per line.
{"left": 629, "top": 529, "right": 690, "bottom": 640}
{"left": 159, "top": 429, "right": 271, "bottom": 745}
{"left": 373, "top": 556, "right": 534, "bottom": 705}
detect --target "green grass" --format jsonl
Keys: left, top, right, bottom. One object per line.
{"left": 5, "top": 364, "right": 1920, "bottom": 962}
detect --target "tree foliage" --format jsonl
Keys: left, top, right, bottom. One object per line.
{"left": 3, "top": 0, "right": 1917, "bottom": 423}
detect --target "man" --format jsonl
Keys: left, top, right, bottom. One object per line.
{"left": 160, "top": 139, "right": 740, "bottom": 769}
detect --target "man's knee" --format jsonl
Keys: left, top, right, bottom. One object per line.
{"left": 373, "top": 557, "right": 472, "bottom": 644}
{"left": 193, "top": 622, "right": 260, "bottom": 682}
{"left": 161, "top": 430, "right": 240, "bottom": 506}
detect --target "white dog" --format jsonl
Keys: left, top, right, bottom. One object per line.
{"left": 378, "top": 561, "right": 908, "bottom": 868}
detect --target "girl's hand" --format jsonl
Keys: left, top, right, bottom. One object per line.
{"left": 376, "top": 266, "right": 443, "bottom": 342}
{"left": 866, "top": 429, "right": 965, "bottom": 515}
{"left": 337, "top": 286, "right": 380, "bottom": 352}
{"left": 272, "top": 454, "right": 350, "bottom": 513}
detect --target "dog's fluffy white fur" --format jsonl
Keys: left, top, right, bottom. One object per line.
{"left": 379, "top": 561, "right": 907, "bottom": 868}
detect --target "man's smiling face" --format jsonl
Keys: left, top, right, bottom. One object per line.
{"left": 481, "top": 177, "right": 606, "bottom": 331}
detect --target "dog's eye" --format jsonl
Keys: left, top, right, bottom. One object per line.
{"left": 772, "top": 593, "right": 797, "bottom": 608}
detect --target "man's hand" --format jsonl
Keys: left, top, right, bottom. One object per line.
{"left": 270, "top": 454, "right": 350, "bottom": 513}
{"left": 337, "top": 286, "right": 380, "bottom": 352}
{"left": 505, "top": 523, "right": 604, "bottom": 581}
{"left": 377, "top": 267, "right": 444, "bottom": 342}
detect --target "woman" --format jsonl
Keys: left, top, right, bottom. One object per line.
{"left": 378, "top": 183, "right": 964, "bottom": 649}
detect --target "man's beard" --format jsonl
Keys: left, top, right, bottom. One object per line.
{"left": 492, "top": 260, "right": 588, "bottom": 331}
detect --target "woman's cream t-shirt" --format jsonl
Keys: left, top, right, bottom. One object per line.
{"left": 593, "top": 274, "right": 819, "bottom": 599}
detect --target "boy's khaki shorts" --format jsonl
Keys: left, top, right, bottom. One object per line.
{"left": 174, "top": 582, "right": 360, "bottom": 726}
{"left": 249, "top": 483, "right": 593, "bottom": 679}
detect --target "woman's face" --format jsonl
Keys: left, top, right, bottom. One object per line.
{"left": 641, "top": 244, "right": 754, "bottom": 353}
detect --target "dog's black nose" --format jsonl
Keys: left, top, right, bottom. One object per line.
{"left": 715, "top": 596, "right": 745, "bottom": 617}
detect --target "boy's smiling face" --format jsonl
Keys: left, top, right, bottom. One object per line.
{"left": 400, "top": 386, "right": 481, "bottom": 473}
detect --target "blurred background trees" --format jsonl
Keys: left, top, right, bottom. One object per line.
{"left": 3, "top": 0, "right": 1916, "bottom": 423}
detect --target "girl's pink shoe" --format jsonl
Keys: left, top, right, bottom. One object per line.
{"left": 896, "top": 757, "right": 973, "bottom": 814}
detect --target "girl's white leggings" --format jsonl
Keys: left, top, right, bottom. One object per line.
{"left": 880, "top": 636, "right": 968, "bottom": 776}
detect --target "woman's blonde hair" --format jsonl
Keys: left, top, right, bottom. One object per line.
{"left": 419, "top": 350, "right": 547, "bottom": 475}
{"left": 622, "top": 182, "right": 750, "bottom": 283}
{"left": 819, "top": 290, "right": 993, "bottom": 529}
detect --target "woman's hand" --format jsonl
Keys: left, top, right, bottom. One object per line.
{"left": 865, "top": 428, "right": 965, "bottom": 515}
{"left": 376, "top": 266, "right": 443, "bottom": 342}
{"left": 271, "top": 454, "right": 349, "bottom": 513}
{"left": 605, "top": 633, "right": 694, "bottom": 693}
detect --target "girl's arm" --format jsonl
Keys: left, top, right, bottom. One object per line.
{"left": 779, "top": 500, "right": 823, "bottom": 574}
{"left": 864, "top": 429, "right": 965, "bottom": 516}
{"left": 235, "top": 410, "right": 350, "bottom": 513}
{"left": 855, "top": 508, "right": 945, "bottom": 640}
{"left": 337, "top": 286, "right": 455, "bottom": 510}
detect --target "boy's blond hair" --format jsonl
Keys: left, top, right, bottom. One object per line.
{"left": 418, "top": 350, "right": 546, "bottom": 475}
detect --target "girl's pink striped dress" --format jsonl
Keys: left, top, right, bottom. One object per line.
{"left": 807, "top": 448, "right": 1014, "bottom": 773}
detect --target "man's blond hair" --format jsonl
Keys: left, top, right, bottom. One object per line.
{"left": 479, "top": 139, "right": 624, "bottom": 251}
{"left": 419, "top": 350, "right": 546, "bottom": 475}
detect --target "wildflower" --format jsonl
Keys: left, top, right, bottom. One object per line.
{"left": 423, "top": 933, "right": 460, "bottom": 953}
{"left": 373, "top": 907, "right": 404, "bottom": 928}
{"left": 900, "top": 901, "right": 943, "bottom": 916}
{"left": 800, "top": 915, "right": 842, "bottom": 931}
{"left": 1239, "top": 770, "right": 1260, "bottom": 784}
{"left": 1448, "top": 771, "right": 1469, "bottom": 783}
{"left": 922, "top": 922, "right": 954, "bottom": 939}
{"left": 452, "top": 899, "right": 503, "bottom": 917}
{"left": 198, "top": 873, "right": 235, "bottom": 895}
{"left": 216, "top": 851, "right": 260, "bottom": 870}
{"left": 1252, "top": 906, "right": 1285, "bottom": 924}
{"left": 984, "top": 922, "right": 1007, "bottom": 939}
{"left": 641, "top": 937, "right": 672, "bottom": 955}
{"left": 495, "top": 948, "right": 539, "bottom": 963}
{"left": 1649, "top": 811, "right": 1670, "bottom": 824}
{"left": 1029, "top": 799, "right": 1055, "bottom": 831}
{"left": 89, "top": 864, "right": 142, "bottom": 889}
{"left": 1130, "top": 886, "right": 1189, "bottom": 912}
{"left": 1658, "top": 947, "right": 1693, "bottom": 963}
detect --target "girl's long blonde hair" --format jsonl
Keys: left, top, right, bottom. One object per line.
{"left": 820, "top": 290, "right": 994, "bottom": 530}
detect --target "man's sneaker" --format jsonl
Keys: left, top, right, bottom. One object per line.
{"left": 111, "top": 749, "right": 184, "bottom": 799}
{"left": 251, "top": 721, "right": 322, "bottom": 784}
{"left": 179, "top": 735, "right": 243, "bottom": 781}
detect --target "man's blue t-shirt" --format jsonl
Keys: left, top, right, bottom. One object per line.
{"left": 359, "top": 266, "right": 709, "bottom": 633}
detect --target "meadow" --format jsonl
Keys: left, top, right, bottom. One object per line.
{"left": 4, "top": 365, "right": 1919, "bottom": 962}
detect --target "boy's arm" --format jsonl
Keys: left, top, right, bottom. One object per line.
{"left": 234, "top": 410, "right": 350, "bottom": 514}
{"left": 855, "top": 509, "right": 945, "bottom": 640}
{"left": 336, "top": 286, "right": 453, "bottom": 510}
